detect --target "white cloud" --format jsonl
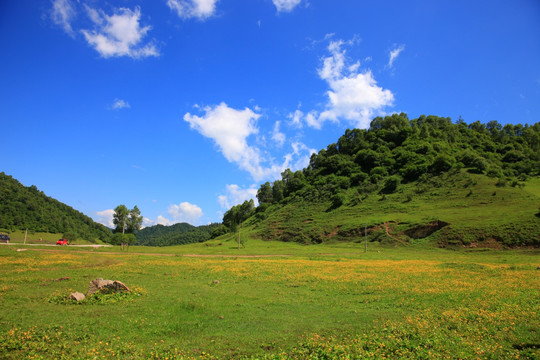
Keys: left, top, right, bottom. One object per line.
{"left": 51, "top": 0, "right": 76, "bottom": 36}
{"left": 271, "top": 121, "right": 286, "bottom": 146}
{"left": 167, "top": 0, "right": 219, "bottom": 20}
{"left": 155, "top": 215, "right": 172, "bottom": 225}
{"left": 96, "top": 209, "right": 115, "bottom": 228}
{"left": 388, "top": 44, "right": 405, "bottom": 68}
{"left": 305, "top": 110, "right": 321, "bottom": 129}
{"left": 112, "top": 98, "right": 130, "bottom": 109}
{"left": 287, "top": 142, "right": 316, "bottom": 170}
{"left": 314, "top": 39, "right": 394, "bottom": 129}
{"left": 184, "top": 102, "right": 268, "bottom": 180}
{"left": 168, "top": 202, "right": 204, "bottom": 224}
{"left": 143, "top": 215, "right": 173, "bottom": 227}
{"left": 218, "top": 184, "right": 258, "bottom": 210}
{"left": 185, "top": 103, "right": 315, "bottom": 181}
{"left": 272, "top": 0, "right": 302, "bottom": 12}
{"left": 81, "top": 6, "right": 159, "bottom": 59}
{"left": 143, "top": 202, "right": 204, "bottom": 227}
{"left": 288, "top": 109, "right": 303, "bottom": 127}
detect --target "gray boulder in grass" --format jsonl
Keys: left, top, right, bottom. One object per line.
{"left": 87, "top": 278, "right": 131, "bottom": 296}
{"left": 68, "top": 292, "right": 85, "bottom": 301}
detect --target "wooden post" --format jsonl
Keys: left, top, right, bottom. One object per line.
{"left": 24, "top": 229, "right": 28, "bottom": 245}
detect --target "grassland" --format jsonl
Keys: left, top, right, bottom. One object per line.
{"left": 250, "top": 171, "right": 540, "bottom": 247}
{"left": 0, "top": 241, "right": 538, "bottom": 359}
{"left": 3, "top": 230, "right": 108, "bottom": 245}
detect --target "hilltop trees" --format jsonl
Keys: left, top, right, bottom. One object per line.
{"left": 244, "top": 114, "right": 540, "bottom": 215}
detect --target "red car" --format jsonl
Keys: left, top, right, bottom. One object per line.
{"left": 56, "top": 238, "right": 68, "bottom": 245}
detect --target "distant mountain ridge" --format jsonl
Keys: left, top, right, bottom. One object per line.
{"left": 136, "top": 222, "right": 221, "bottom": 246}
{"left": 0, "top": 172, "right": 111, "bottom": 242}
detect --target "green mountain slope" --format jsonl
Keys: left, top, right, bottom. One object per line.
{"left": 136, "top": 222, "right": 221, "bottom": 246}
{"left": 0, "top": 172, "right": 111, "bottom": 242}
{"left": 224, "top": 114, "right": 540, "bottom": 247}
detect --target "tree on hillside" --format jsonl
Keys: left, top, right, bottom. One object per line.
{"left": 223, "top": 200, "right": 255, "bottom": 232}
{"left": 257, "top": 182, "right": 273, "bottom": 205}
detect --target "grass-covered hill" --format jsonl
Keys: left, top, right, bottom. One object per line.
{"left": 136, "top": 222, "right": 221, "bottom": 246}
{"left": 0, "top": 172, "right": 111, "bottom": 242}
{"left": 222, "top": 114, "right": 540, "bottom": 247}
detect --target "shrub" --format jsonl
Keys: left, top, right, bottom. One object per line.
{"left": 431, "top": 154, "right": 455, "bottom": 174}
{"left": 381, "top": 175, "right": 401, "bottom": 194}
{"left": 330, "top": 193, "right": 345, "bottom": 209}
{"left": 486, "top": 166, "right": 503, "bottom": 178}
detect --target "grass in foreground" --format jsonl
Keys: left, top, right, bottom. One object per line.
{"left": 0, "top": 243, "right": 538, "bottom": 359}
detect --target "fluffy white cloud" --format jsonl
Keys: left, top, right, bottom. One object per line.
{"left": 272, "top": 0, "right": 302, "bottom": 12}
{"left": 184, "top": 102, "right": 268, "bottom": 180}
{"left": 284, "top": 142, "right": 316, "bottom": 171}
{"left": 167, "top": 0, "right": 218, "bottom": 20}
{"left": 111, "top": 98, "right": 130, "bottom": 109}
{"left": 81, "top": 6, "right": 159, "bottom": 59}
{"left": 314, "top": 39, "right": 394, "bottom": 129}
{"left": 51, "top": 0, "right": 76, "bottom": 36}
{"left": 218, "top": 184, "right": 258, "bottom": 210}
{"left": 271, "top": 121, "right": 286, "bottom": 147}
{"left": 288, "top": 109, "right": 303, "bottom": 127}
{"left": 185, "top": 103, "right": 314, "bottom": 181}
{"left": 96, "top": 209, "right": 115, "bottom": 228}
{"left": 144, "top": 215, "right": 173, "bottom": 227}
{"left": 388, "top": 44, "right": 405, "bottom": 68}
{"left": 168, "top": 202, "right": 204, "bottom": 224}
{"left": 144, "top": 202, "right": 204, "bottom": 227}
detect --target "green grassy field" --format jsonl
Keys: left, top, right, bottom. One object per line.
{"left": 3, "top": 230, "right": 108, "bottom": 245}
{"left": 249, "top": 171, "right": 540, "bottom": 247}
{"left": 0, "top": 240, "right": 538, "bottom": 359}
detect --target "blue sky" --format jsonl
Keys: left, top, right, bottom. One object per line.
{"left": 1, "top": 0, "right": 539, "bottom": 228}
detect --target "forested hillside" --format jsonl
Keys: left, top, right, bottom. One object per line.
{"left": 0, "top": 172, "right": 111, "bottom": 242}
{"left": 136, "top": 222, "right": 221, "bottom": 246}
{"left": 222, "top": 114, "right": 540, "bottom": 247}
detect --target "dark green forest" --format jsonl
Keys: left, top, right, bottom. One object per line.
{"left": 136, "top": 222, "right": 221, "bottom": 246}
{"left": 0, "top": 172, "right": 111, "bottom": 242}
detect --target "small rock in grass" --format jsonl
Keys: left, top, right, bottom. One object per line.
{"left": 212, "top": 280, "right": 220, "bottom": 285}
{"left": 69, "top": 292, "right": 85, "bottom": 302}
{"left": 87, "top": 278, "right": 131, "bottom": 296}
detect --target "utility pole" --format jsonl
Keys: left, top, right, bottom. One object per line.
{"left": 24, "top": 228, "right": 28, "bottom": 245}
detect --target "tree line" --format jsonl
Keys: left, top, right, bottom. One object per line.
{"left": 136, "top": 222, "right": 222, "bottom": 246}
